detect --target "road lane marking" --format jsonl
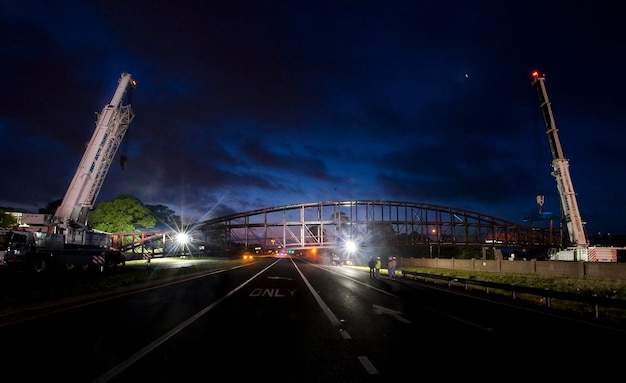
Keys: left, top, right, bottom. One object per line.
{"left": 372, "top": 304, "right": 411, "bottom": 323}
{"left": 357, "top": 356, "right": 379, "bottom": 375}
{"left": 92, "top": 260, "right": 280, "bottom": 383}
{"left": 313, "top": 264, "right": 399, "bottom": 297}
{"left": 249, "top": 288, "right": 297, "bottom": 297}
{"left": 290, "top": 257, "right": 342, "bottom": 326}
{"left": 316, "top": 264, "right": 496, "bottom": 332}
{"left": 339, "top": 329, "right": 352, "bottom": 339}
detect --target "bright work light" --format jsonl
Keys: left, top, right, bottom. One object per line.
{"left": 345, "top": 240, "right": 357, "bottom": 253}
{"left": 175, "top": 232, "right": 190, "bottom": 244}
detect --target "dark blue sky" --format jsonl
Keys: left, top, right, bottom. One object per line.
{"left": 1, "top": 1, "right": 624, "bottom": 235}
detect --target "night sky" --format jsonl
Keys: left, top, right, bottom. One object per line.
{"left": 1, "top": 1, "right": 625, "bottom": 235}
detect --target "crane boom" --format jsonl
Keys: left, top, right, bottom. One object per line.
{"left": 531, "top": 71, "right": 588, "bottom": 252}
{"left": 54, "top": 72, "right": 137, "bottom": 229}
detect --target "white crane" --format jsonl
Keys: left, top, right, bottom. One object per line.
{"left": 531, "top": 71, "right": 615, "bottom": 261}
{"left": 54, "top": 73, "right": 137, "bottom": 232}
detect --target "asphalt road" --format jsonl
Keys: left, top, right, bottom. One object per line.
{"left": 1, "top": 257, "right": 624, "bottom": 382}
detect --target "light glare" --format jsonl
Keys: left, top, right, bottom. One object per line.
{"left": 176, "top": 232, "right": 190, "bottom": 244}
{"left": 345, "top": 240, "right": 357, "bottom": 253}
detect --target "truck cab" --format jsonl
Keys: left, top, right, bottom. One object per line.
{"left": 0, "top": 230, "right": 36, "bottom": 268}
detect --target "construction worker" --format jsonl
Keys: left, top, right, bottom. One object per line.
{"left": 388, "top": 257, "right": 397, "bottom": 278}
{"left": 368, "top": 256, "right": 376, "bottom": 278}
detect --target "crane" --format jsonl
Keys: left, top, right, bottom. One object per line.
{"left": 0, "top": 73, "right": 137, "bottom": 272}
{"left": 54, "top": 72, "right": 137, "bottom": 231}
{"left": 531, "top": 71, "right": 615, "bottom": 261}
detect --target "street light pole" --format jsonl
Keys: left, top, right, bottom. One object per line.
{"left": 429, "top": 227, "right": 436, "bottom": 258}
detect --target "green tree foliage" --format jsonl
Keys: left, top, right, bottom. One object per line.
{"left": 145, "top": 204, "right": 180, "bottom": 228}
{"left": 89, "top": 195, "right": 157, "bottom": 233}
{"left": 0, "top": 209, "right": 17, "bottom": 228}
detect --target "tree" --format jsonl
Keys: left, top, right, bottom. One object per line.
{"left": 39, "top": 199, "right": 62, "bottom": 215}
{"left": 89, "top": 195, "right": 157, "bottom": 233}
{"left": 0, "top": 209, "right": 17, "bottom": 228}
{"left": 367, "top": 222, "right": 397, "bottom": 245}
{"left": 145, "top": 204, "right": 180, "bottom": 229}
{"left": 309, "top": 225, "right": 326, "bottom": 242}
{"left": 332, "top": 211, "right": 351, "bottom": 241}
{"left": 331, "top": 211, "right": 350, "bottom": 224}
{"left": 200, "top": 222, "right": 229, "bottom": 248}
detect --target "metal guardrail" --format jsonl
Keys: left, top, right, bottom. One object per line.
{"left": 401, "top": 270, "right": 626, "bottom": 320}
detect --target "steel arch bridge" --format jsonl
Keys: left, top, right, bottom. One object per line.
{"left": 195, "top": 200, "right": 558, "bottom": 254}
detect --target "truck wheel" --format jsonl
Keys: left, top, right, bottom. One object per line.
{"left": 31, "top": 257, "right": 48, "bottom": 273}
{"left": 104, "top": 252, "right": 124, "bottom": 271}
{"left": 104, "top": 259, "right": 115, "bottom": 271}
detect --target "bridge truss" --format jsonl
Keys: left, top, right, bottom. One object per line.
{"left": 196, "top": 200, "right": 558, "bottom": 254}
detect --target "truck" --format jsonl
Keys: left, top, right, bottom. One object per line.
{"left": 0, "top": 72, "right": 137, "bottom": 272}
{"left": 531, "top": 71, "right": 616, "bottom": 262}
{"left": 0, "top": 229, "right": 124, "bottom": 272}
